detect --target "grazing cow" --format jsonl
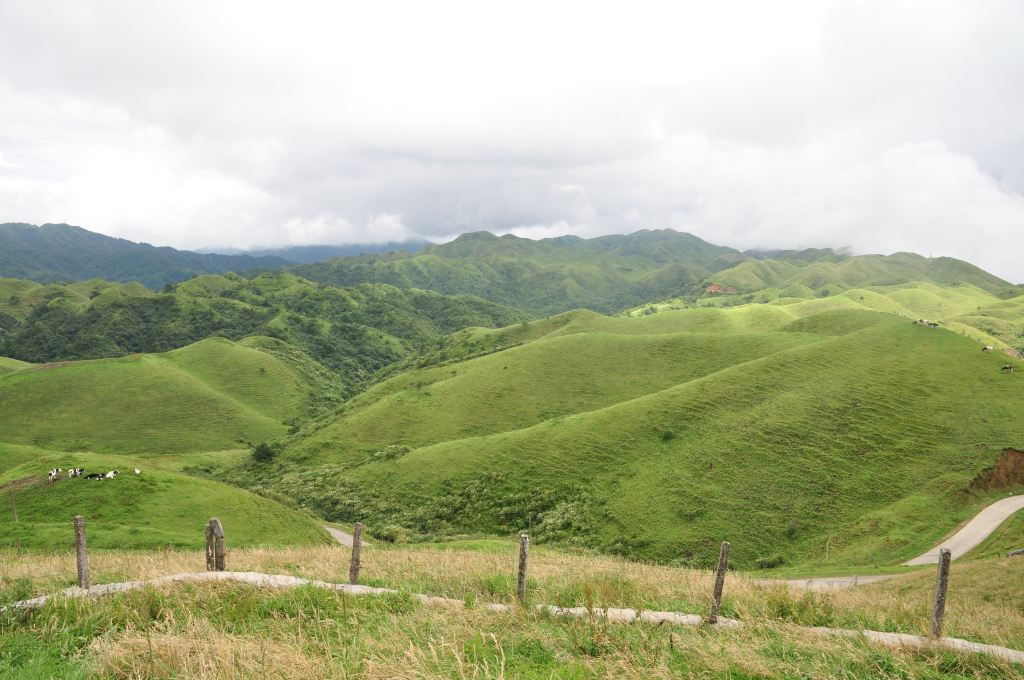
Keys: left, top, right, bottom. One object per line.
{"left": 983, "top": 346, "right": 994, "bottom": 352}
{"left": 1003, "top": 365, "right": 1015, "bottom": 374}
{"left": 105, "top": 470, "right": 120, "bottom": 479}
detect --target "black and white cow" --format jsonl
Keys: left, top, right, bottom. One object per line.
{"left": 68, "top": 468, "right": 85, "bottom": 478}
{"left": 47, "top": 467, "right": 63, "bottom": 483}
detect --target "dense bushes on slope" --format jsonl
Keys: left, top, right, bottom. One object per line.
{"left": 0, "top": 272, "right": 527, "bottom": 396}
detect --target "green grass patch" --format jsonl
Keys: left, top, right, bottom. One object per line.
{"left": 0, "top": 451, "right": 330, "bottom": 550}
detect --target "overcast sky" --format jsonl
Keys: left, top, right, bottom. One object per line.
{"left": 1, "top": 1, "right": 1023, "bottom": 280}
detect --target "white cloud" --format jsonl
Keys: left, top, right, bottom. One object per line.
{"left": 280, "top": 213, "right": 413, "bottom": 248}
{"left": 0, "top": 0, "right": 1022, "bottom": 280}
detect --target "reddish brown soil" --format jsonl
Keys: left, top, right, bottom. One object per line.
{"left": 971, "top": 448, "right": 1024, "bottom": 491}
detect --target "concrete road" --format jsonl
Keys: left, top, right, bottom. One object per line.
{"left": 904, "top": 494, "right": 1024, "bottom": 565}
{"left": 324, "top": 526, "right": 368, "bottom": 547}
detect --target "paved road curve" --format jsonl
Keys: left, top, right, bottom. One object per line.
{"left": 324, "top": 526, "right": 357, "bottom": 547}
{"left": 904, "top": 494, "right": 1024, "bottom": 565}
{"left": 774, "top": 494, "right": 1024, "bottom": 589}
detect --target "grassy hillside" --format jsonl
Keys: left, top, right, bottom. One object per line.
{"left": 0, "top": 442, "right": 56, "bottom": 475}
{"left": 0, "top": 272, "right": 527, "bottom": 397}
{"left": 0, "top": 451, "right": 330, "bottom": 549}
{"left": 290, "top": 313, "right": 819, "bottom": 462}
{"left": 705, "top": 251, "right": 1019, "bottom": 298}
{"left": 642, "top": 282, "right": 1024, "bottom": 355}
{"left": 268, "top": 308, "right": 1024, "bottom": 570}
{"left": 0, "top": 356, "right": 29, "bottom": 375}
{"left": 964, "top": 510, "right": 1024, "bottom": 561}
{"left": 0, "top": 222, "right": 288, "bottom": 288}
{"left": 0, "top": 337, "right": 315, "bottom": 454}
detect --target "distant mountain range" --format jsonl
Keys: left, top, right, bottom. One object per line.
{"left": 293, "top": 229, "right": 747, "bottom": 315}
{"left": 2, "top": 222, "right": 1019, "bottom": 315}
{"left": 0, "top": 223, "right": 289, "bottom": 289}
{"left": 199, "top": 241, "right": 428, "bottom": 263}
{"left": 293, "top": 230, "right": 1021, "bottom": 315}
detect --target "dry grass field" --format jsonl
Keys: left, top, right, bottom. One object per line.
{"left": 3, "top": 542, "right": 1024, "bottom": 678}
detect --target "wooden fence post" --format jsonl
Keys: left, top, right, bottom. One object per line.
{"left": 73, "top": 515, "right": 90, "bottom": 589}
{"left": 348, "top": 522, "right": 363, "bottom": 584}
{"left": 205, "top": 521, "right": 215, "bottom": 571}
{"left": 930, "top": 548, "right": 952, "bottom": 638}
{"left": 707, "top": 541, "right": 730, "bottom": 624}
{"left": 208, "top": 518, "right": 225, "bottom": 571}
{"left": 517, "top": 533, "right": 530, "bottom": 605}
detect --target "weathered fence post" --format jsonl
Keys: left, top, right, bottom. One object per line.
{"left": 930, "top": 548, "right": 952, "bottom": 638}
{"left": 207, "top": 518, "right": 225, "bottom": 571}
{"left": 707, "top": 540, "right": 730, "bottom": 624}
{"left": 205, "top": 520, "right": 215, "bottom": 571}
{"left": 348, "top": 522, "right": 363, "bottom": 584}
{"left": 73, "top": 515, "right": 90, "bottom": 589}
{"left": 517, "top": 532, "right": 530, "bottom": 605}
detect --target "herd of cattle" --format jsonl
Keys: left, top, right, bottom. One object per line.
{"left": 47, "top": 467, "right": 140, "bottom": 483}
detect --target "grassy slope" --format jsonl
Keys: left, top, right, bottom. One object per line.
{"left": 653, "top": 281, "right": 1024, "bottom": 352}
{"left": 0, "top": 277, "right": 154, "bottom": 321}
{"left": 707, "top": 252, "right": 1018, "bottom": 298}
{"left": 963, "top": 510, "right": 1024, "bottom": 561}
{"left": 293, "top": 323, "right": 816, "bottom": 461}
{"left": 3, "top": 545, "right": 1023, "bottom": 678}
{"left": 0, "top": 357, "right": 29, "bottom": 375}
{"left": 0, "top": 337, "right": 310, "bottom": 454}
{"left": 0, "top": 442, "right": 55, "bottom": 476}
{"left": 0, "top": 451, "right": 330, "bottom": 550}
{"left": 280, "top": 308, "right": 1024, "bottom": 570}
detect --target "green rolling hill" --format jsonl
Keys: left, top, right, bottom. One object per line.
{"left": 0, "top": 337, "right": 322, "bottom": 454}
{"left": 0, "top": 448, "right": 330, "bottom": 549}
{"left": 704, "top": 251, "right": 1019, "bottom": 298}
{"left": 0, "top": 356, "right": 29, "bottom": 376}
{"left": 288, "top": 312, "right": 818, "bottom": 462}
{"left": 646, "top": 281, "right": 1024, "bottom": 354}
{"left": 265, "top": 305, "right": 1024, "bottom": 570}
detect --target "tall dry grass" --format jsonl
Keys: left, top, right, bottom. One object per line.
{"left": 3, "top": 543, "right": 1024, "bottom": 650}
{"left": 78, "top": 585, "right": 1021, "bottom": 679}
